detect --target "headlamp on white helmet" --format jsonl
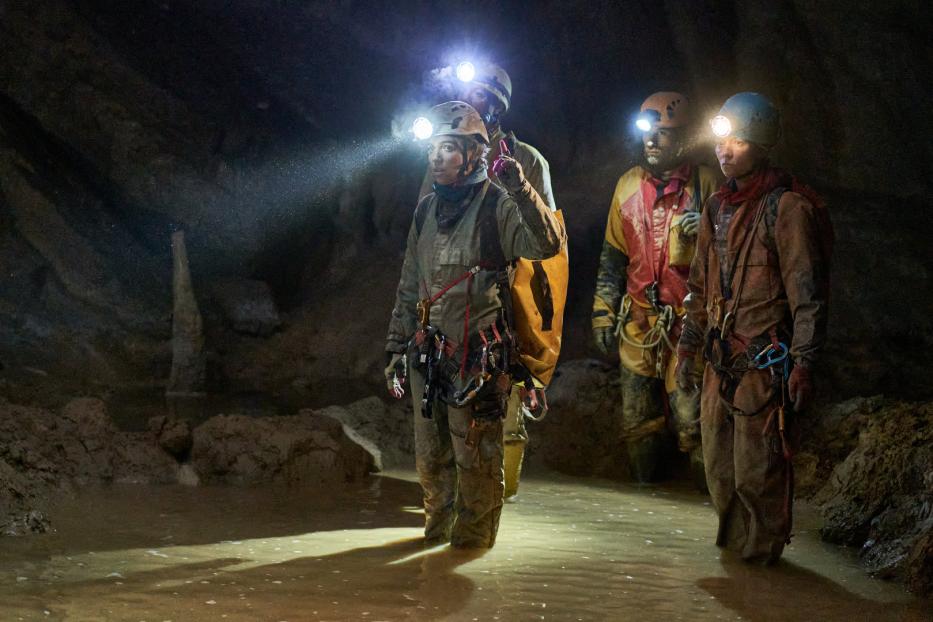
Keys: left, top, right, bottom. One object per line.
{"left": 455, "top": 61, "right": 476, "bottom": 83}
{"left": 411, "top": 116, "right": 434, "bottom": 141}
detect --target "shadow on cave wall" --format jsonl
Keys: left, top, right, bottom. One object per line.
{"left": 0, "top": 0, "right": 931, "bottom": 410}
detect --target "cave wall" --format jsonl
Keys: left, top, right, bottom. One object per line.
{"left": 0, "top": 0, "right": 930, "bottom": 407}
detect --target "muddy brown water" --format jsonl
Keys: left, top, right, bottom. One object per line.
{"left": 0, "top": 471, "right": 929, "bottom": 621}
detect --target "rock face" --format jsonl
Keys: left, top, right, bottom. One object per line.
{"left": 316, "top": 396, "right": 414, "bottom": 471}
{"left": 190, "top": 411, "right": 376, "bottom": 485}
{"left": 793, "top": 395, "right": 886, "bottom": 497}
{"left": 810, "top": 400, "right": 932, "bottom": 595}
{"left": 0, "top": 397, "right": 179, "bottom": 534}
{"left": 528, "top": 359, "right": 629, "bottom": 479}
{"left": 211, "top": 278, "right": 281, "bottom": 337}
{"left": 1, "top": 398, "right": 382, "bottom": 534}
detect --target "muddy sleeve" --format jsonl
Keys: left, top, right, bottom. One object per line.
{"left": 386, "top": 218, "right": 422, "bottom": 354}
{"left": 497, "top": 181, "right": 566, "bottom": 260}
{"left": 680, "top": 197, "right": 714, "bottom": 354}
{"left": 524, "top": 154, "right": 558, "bottom": 212}
{"left": 775, "top": 193, "right": 829, "bottom": 367}
{"left": 593, "top": 196, "right": 629, "bottom": 327}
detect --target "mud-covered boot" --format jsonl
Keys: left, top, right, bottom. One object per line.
{"left": 625, "top": 435, "right": 662, "bottom": 483}
{"left": 503, "top": 441, "right": 525, "bottom": 501}
{"left": 689, "top": 445, "right": 708, "bottom": 494}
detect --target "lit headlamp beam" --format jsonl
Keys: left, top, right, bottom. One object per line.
{"left": 711, "top": 115, "right": 732, "bottom": 138}
{"left": 412, "top": 117, "right": 434, "bottom": 140}
{"left": 455, "top": 61, "right": 476, "bottom": 83}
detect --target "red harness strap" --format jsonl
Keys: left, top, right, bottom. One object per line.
{"left": 428, "top": 265, "right": 481, "bottom": 306}
{"left": 423, "top": 265, "right": 483, "bottom": 379}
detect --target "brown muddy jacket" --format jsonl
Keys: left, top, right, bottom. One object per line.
{"left": 680, "top": 190, "right": 829, "bottom": 368}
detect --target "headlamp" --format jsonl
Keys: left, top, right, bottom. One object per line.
{"left": 412, "top": 116, "right": 434, "bottom": 141}
{"left": 635, "top": 109, "right": 661, "bottom": 133}
{"left": 455, "top": 61, "right": 476, "bottom": 83}
{"left": 710, "top": 115, "right": 732, "bottom": 138}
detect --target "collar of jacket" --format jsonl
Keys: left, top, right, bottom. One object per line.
{"left": 719, "top": 163, "right": 793, "bottom": 206}
{"left": 433, "top": 166, "right": 489, "bottom": 202}
{"left": 644, "top": 162, "right": 693, "bottom": 195}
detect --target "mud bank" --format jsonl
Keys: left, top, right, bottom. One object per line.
{"left": 0, "top": 397, "right": 383, "bottom": 536}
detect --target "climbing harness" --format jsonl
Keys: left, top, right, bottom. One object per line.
{"left": 616, "top": 287, "right": 677, "bottom": 378}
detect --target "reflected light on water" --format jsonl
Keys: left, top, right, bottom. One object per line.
{"left": 0, "top": 470, "right": 928, "bottom": 621}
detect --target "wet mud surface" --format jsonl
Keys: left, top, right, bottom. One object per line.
{"left": 0, "top": 471, "right": 929, "bottom": 621}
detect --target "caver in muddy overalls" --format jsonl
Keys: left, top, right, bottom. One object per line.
{"left": 418, "top": 63, "right": 564, "bottom": 501}
{"left": 592, "top": 92, "right": 719, "bottom": 483}
{"left": 387, "top": 102, "right": 565, "bottom": 547}
{"left": 677, "top": 92, "right": 832, "bottom": 563}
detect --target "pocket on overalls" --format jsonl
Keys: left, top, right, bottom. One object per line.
{"left": 732, "top": 368, "right": 775, "bottom": 416}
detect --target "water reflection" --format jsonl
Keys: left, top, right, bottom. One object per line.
{"left": 0, "top": 471, "right": 928, "bottom": 621}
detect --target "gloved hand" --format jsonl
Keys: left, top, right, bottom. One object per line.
{"left": 593, "top": 325, "right": 616, "bottom": 356}
{"left": 787, "top": 364, "right": 813, "bottom": 412}
{"left": 384, "top": 353, "right": 405, "bottom": 399}
{"left": 492, "top": 140, "right": 527, "bottom": 194}
{"left": 675, "top": 350, "right": 697, "bottom": 392}
{"left": 679, "top": 211, "right": 702, "bottom": 237}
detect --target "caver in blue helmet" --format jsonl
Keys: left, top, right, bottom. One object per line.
{"left": 710, "top": 92, "right": 781, "bottom": 148}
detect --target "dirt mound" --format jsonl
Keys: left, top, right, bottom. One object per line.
{"left": 811, "top": 400, "right": 932, "bottom": 595}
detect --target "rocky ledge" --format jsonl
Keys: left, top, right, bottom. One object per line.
{"left": 0, "top": 396, "right": 390, "bottom": 536}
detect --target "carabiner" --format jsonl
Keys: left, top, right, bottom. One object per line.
{"left": 753, "top": 342, "right": 788, "bottom": 369}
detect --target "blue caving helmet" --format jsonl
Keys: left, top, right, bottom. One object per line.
{"left": 710, "top": 92, "right": 781, "bottom": 148}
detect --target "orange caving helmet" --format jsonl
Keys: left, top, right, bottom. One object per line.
{"left": 638, "top": 91, "right": 692, "bottom": 130}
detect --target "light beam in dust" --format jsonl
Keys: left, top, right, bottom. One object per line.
{"left": 251, "top": 134, "right": 410, "bottom": 210}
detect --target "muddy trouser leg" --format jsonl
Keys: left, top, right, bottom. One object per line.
{"left": 732, "top": 369, "right": 791, "bottom": 563}
{"left": 619, "top": 365, "right": 665, "bottom": 483}
{"left": 702, "top": 365, "right": 790, "bottom": 562}
{"left": 449, "top": 390, "right": 505, "bottom": 548}
{"left": 666, "top": 348, "right": 704, "bottom": 489}
{"left": 700, "top": 363, "right": 747, "bottom": 553}
{"left": 502, "top": 386, "right": 528, "bottom": 499}
{"left": 669, "top": 384, "right": 705, "bottom": 491}
{"left": 409, "top": 368, "right": 457, "bottom": 544}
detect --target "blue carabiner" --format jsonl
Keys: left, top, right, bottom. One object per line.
{"left": 753, "top": 342, "right": 789, "bottom": 370}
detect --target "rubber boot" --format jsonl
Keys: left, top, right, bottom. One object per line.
{"left": 503, "top": 441, "right": 525, "bottom": 501}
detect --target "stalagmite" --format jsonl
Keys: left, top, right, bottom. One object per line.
{"left": 166, "top": 231, "right": 206, "bottom": 413}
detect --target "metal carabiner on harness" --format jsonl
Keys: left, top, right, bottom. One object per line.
{"left": 752, "top": 341, "right": 790, "bottom": 380}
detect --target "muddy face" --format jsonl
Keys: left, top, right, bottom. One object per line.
{"left": 643, "top": 127, "right": 684, "bottom": 172}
